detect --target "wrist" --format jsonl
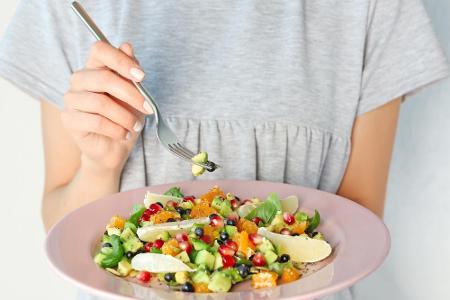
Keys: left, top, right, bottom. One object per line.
{"left": 80, "top": 155, "right": 124, "bottom": 180}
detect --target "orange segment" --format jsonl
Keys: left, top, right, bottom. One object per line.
{"left": 280, "top": 267, "right": 301, "bottom": 283}
{"left": 151, "top": 211, "right": 179, "bottom": 224}
{"left": 251, "top": 271, "right": 278, "bottom": 289}
{"left": 199, "top": 186, "right": 225, "bottom": 205}
{"left": 237, "top": 218, "right": 258, "bottom": 235}
{"left": 190, "top": 202, "right": 217, "bottom": 218}
{"left": 106, "top": 215, "right": 125, "bottom": 230}
{"left": 291, "top": 221, "right": 307, "bottom": 235}
{"left": 237, "top": 231, "right": 249, "bottom": 255}
{"left": 161, "top": 238, "right": 181, "bottom": 256}
{"left": 194, "top": 282, "right": 210, "bottom": 293}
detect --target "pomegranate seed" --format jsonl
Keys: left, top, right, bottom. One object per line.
{"left": 224, "top": 240, "right": 238, "bottom": 251}
{"left": 209, "top": 214, "right": 224, "bottom": 227}
{"left": 140, "top": 214, "right": 150, "bottom": 222}
{"left": 219, "top": 245, "right": 236, "bottom": 256}
{"left": 176, "top": 232, "right": 189, "bottom": 242}
{"left": 230, "top": 199, "right": 239, "bottom": 209}
{"left": 183, "top": 196, "right": 196, "bottom": 203}
{"left": 166, "top": 200, "right": 178, "bottom": 208}
{"left": 137, "top": 271, "right": 151, "bottom": 283}
{"left": 280, "top": 228, "right": 292, "bottom": 235}
{"left": 144, "top": 242, "right": 153, "bottom": 252}
{"left": 178, "top": 241, "right": 193, "bottom": 254}
{"left": 252, "top": 217, "right": 262, "bottom": 226}
{"left": 153, "top": 239, "right": 164, "bottom": 249}
{"left": 222, "top": 255, "right": 236, "bottom": 268}
{"left": 252, "top": 253, "right": 266, "bottom": 267}
{"left": 283, "top": 212, "right": 295, "bottom": 225}
{"left": 200, "top": 235, "right": 212, "bottom": 244}
{"left": 249, "top": 233, "right": 263, "bottom": 245}
{"left": 149, "top": 203, "right": 161, "bottom": 215}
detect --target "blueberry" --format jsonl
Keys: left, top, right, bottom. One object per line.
{"left": 125, "top": 251, "right": 134, "bottom": 259}
{"left": 226, "top": 219, "right": 236, "bottom": 226}
{"left": 164, "top": 273, "right": 175, "bottom": 282}
{"left": 237, "top": 264, "right": 250, "bottom": 278}
{"left": 156, "top": 202, "right": 164, "bottom": 208}
{"left": 278, "top": 254, "right": 290, "bottom": 263}
{"left": 176, "top": 207, "right": 186, "bottom": 215}
{"left": 167, "top": 218, "right": 176, "bottom": 222}
{"left": 194, "top": 227, "right": 204, "bottom": 237}
{"left": 292, "top": 233, "right": 300, "bottom": 236}
{"left": 185, "top": 209, "right": 191, "bottom": 215}
{"left": 219, "top": 231, "right": 229, "bottom": 241}
{"left": 102, "top": 242, "right": 112, "bottom": 248}
{"left": 181, "top": 282, "right": 194, "bottom": 292}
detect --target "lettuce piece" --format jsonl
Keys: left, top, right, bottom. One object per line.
{"left": 164, "top": 187, "right": 184, "bottom": 198}
{"left": 245, "top": 193, "right": 281, "bottom": 224}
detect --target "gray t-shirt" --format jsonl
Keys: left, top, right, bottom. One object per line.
{"left": 0, "top": 0, "right": 448, "bottom": 299}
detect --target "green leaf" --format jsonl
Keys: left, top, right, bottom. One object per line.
{"left": 150, "top": 247, "right": 163, "bottom": 254}
{"left": 164, "top": 187, "right": 184, "bottom": 198}
{"left": 266, "top": 193, "right": 282, "bottom": 211}
{"left": 306, "top": 210, "right": 320, "bottom": 233}
{"left": 245, "top": 193, "right": 281, "bottom": 224}
{"left": 100, "top": 235, "right": 124, "bottom": 268}
{"left": 128, "top": 204, "right": 145, "bottom": 226}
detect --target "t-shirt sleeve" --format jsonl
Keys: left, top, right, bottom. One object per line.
{"left": 357, "top": 0, "right": 449, "bottom": 116}
{"left": 0, "top": 0, "right": 74, "bottom": 109}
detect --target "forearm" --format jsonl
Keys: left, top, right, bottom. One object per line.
{"left": 42, "top": 161, "right": 121, "bottom": 231}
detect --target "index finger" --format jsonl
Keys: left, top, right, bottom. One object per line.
{"left": 86, "top": 41, "right": 145, "bottom": 82}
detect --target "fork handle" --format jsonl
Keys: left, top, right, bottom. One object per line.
{"left": 71, "top": 1, "right": 162, "bottom": 123}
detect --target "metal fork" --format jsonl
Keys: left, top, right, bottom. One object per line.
{"left": 71, "top": 1, "right": 220, "bottom": 172}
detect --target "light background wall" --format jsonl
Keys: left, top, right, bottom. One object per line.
{"left": 0, "top": 1, "right": 448, "bottom": 300}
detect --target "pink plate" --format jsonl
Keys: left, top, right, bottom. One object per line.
{"left": 45, "top": 180, "right": 390, "bottom": 300}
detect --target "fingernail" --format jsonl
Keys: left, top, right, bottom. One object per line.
{"left": 143, "top": 102, "right": 152, "bottom": 114}
{"left": 130, "top": 67, "right": 145, "bottom": 81}
{"left": 125, "top": 132, "right": 132, "bottom": 140}
{"left": 133, "top": 120, "right": 144, "bottom": 132}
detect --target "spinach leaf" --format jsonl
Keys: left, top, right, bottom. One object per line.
{"left": 100, "top": 235, "right": 124, "bottom": 268}
{"left": 164, "top": 187, "right": 184, "bottom": 198}
{"left": 245, "top": 193, "right": 281, "bottom": 224}
{"left": 128, "top": 203, "right": 145, "bottom": 226}
{"left": 306, "top": 210, "right": 320, "bottom": 233}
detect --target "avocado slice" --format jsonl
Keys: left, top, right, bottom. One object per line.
{"left": 155, "top": 231, "right": 171, "bottom": 242}
{"left": 191, "top": 152, "right": 208, "bottom": 176}
{"left": 192, "top": 239, "right": 210, "bottom": 251}
{"left": 264, "top": 250, "right": 278, "bottom": 264}
{"left": 175, "top": 251, "right": 191, "bottom": 263}
{"left": 120, "top": 227, "right": 144, "bottom": 253}
{"left": 191, "top": 270, "right": 210, "bottom": 284}
{"left": 117, "top": 258, "right": 132, "bottom": 276}
{"left": 208, "top": 272, "right": 232, "bottom": 292}
{"left": 219, "top": 200, "right": 233, "bottom": 217}
{"left": 256, "top": 238, "right": 275, "bottom": 254}
{"left": 211, "top": 197, "right": 223, "bottom": 210}
{"left": 192, "top": 165, "right": 205, "bottom": 176}
{"left": 192, "top": 152, "right": 208, "bottom": 163}
{"left": 214, "top": 252, "right": 223, "bottom": 270}
{"left": 224, "top": 225, "right": 237, "bottom": 238}
{"left": 195, "top": 250, "right": 215, "bottom": 271}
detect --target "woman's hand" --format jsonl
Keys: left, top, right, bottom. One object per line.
{"left": 61, "top": 41, "right": 152, "bottom": 174}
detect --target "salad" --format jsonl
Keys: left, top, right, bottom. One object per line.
{"left": 94, "top": 186, "right": 332, "bottom": 293}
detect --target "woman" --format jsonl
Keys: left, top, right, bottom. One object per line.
{"left": 0, "top": 0, "right": 448, "bottom": 299}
